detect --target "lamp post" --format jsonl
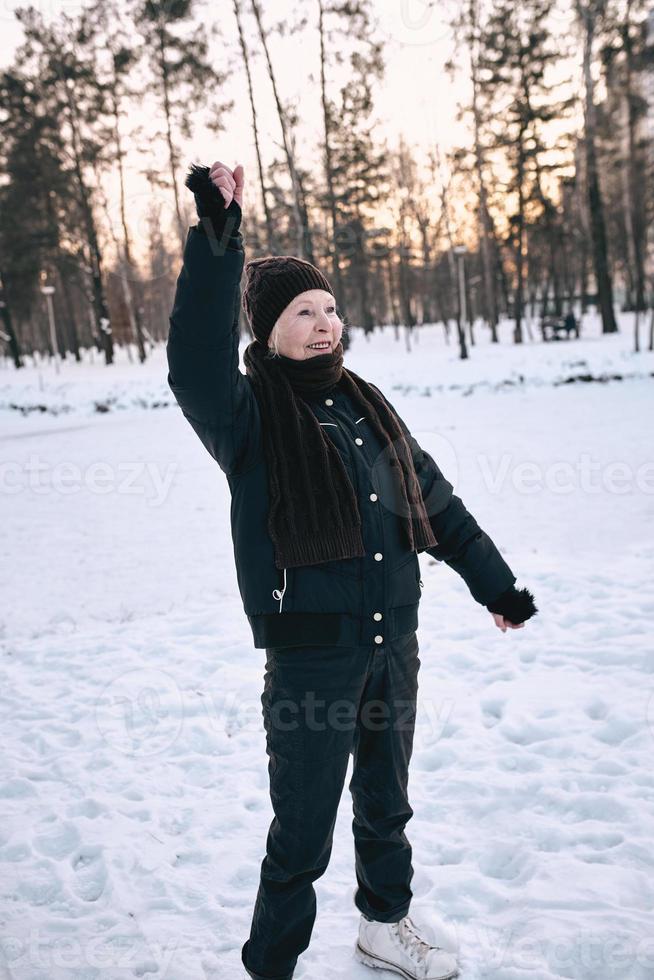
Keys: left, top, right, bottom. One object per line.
{"left": 40, "top": 280, "right": 60, "bottom": 374}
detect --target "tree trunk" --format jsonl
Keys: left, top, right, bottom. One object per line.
{"left": 469, "top": 0, "right": 499, "bottom": 341}
{"left": 317, "top": 0, "right": 346, "bottom": 313}
{"left": 620, "top": 2, "right": 646, "bottom": 313}
{"left": 579, "top": 3, "right": 618, "bottom": 333}
{"left": 513, "top": 133, "right": 526, "bottom": 344}
{"left": 233, "top": 0, "right": 278, "bottom": 254}
{"left": 0, "top": 273, "right": 23, "bottom": 368}
{"left": 64, "top": 78, "right": 114, "bottom": 363}
{"left": 156, "top": 23, "right": 185, "bottom": 250}
{"left": 250, "top": 0, "right": 315, "bottom": 262}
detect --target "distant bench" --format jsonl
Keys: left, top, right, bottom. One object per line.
{"left": 541, "top": 316, "right": 580, "bottom": 341}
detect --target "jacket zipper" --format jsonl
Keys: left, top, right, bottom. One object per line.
{"left": 272, "top": 568, "right": 287, "bottom": 612}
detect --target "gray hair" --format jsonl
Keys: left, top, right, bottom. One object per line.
{"left": 266, "top": 325, "right": 281, "bottom": 358}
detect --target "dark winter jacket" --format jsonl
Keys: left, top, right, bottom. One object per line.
{"left": 166, "top": 222, "right": 518, "bottom": 649}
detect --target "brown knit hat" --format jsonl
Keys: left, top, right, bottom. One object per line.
{"left": 242, "top": 255, "right": 334, "bottom": 346}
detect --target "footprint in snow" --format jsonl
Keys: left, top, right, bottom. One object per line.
{"left": 480, "top": 697, "right": 505, "bottom": 728}
{"left": 477, "top": 842, "right": 530, "bottom": 881}
{"left": 575, "top": 830, "right": 624, "bottom": 849}
{"left": 593, "top": 716, "right": 642, "bottom": 745}
{"left": 498, "top": 719, "right": 555, "bottom": 745}
{"left": 498, "top": 753, "right": 544, "bottom": 773}
{"left": 584, "top": 698, "right": 609, "bottom": 721}
{"left": 66, "top": 797, "right": 107, "bottom": 819}
{"left": 33, "top": 819, "right": 80, "bottom": 859}
{"left": 71, "top": 845, "right": 107, "bottom": 902}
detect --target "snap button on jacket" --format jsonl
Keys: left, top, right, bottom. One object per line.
{"left": 167, "top": 225, "right": 517, "bottom": 648}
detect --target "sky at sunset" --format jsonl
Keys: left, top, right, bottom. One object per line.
{"left": 0, "top": 3, "right": 466, "bottom": 215}
{"left": 0, "top": 0, "right": 582, "bottom": 264}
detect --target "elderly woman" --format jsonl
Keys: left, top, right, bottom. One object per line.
{"left": 167, "top": 160, "right": 537, "bottom": 980}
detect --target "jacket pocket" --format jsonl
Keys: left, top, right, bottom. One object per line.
{"left": 391, "top": 550, "right": 418, "bottom": 574}
{"left": 314, "top": 554, "right": 362, "bottom": 581}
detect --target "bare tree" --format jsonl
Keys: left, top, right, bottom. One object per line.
{"left": 233, "top": 0, "right": 278, "bottom": 254}
{"left": 317, "top": 0, "right": 382, "bottom": 328}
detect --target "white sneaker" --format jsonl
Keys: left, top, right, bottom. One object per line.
{"left": 355, "top": 914, "right": 460, "bottom": 979}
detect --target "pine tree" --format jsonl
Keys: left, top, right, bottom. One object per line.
{"left": 478, "top": 0, "right": 575, "bottom": 342}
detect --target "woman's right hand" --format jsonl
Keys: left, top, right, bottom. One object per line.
{"left": 209, "top": 161, "right": 244, "bottom": 210}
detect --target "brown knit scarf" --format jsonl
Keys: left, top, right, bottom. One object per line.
{"left": 242, "top": 338, "right": 438, "bottom": 570}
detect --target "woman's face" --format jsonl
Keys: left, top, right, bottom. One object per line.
{"left": 268, "top": 289, "right": 343, "bottom": 360}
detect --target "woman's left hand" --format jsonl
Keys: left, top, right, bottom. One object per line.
{"left": 490, "top": 612, "right": 525, "bottom": 632}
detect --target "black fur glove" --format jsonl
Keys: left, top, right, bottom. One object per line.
{"left": 184, "top": 163, "right": 242, "bottom": 243}
{"left": 486, "top": 586, "right": 538, "bottom": 626}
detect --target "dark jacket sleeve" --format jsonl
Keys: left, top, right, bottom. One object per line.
{"left": 166, "top": 223, "right": 260, "bottom": 475}
{"left": 369, "top": 383, "right": 516, "bottom": 606}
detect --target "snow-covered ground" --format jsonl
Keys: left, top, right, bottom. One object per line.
{"left": 1, "top": 312, "right": 653, "bottom": 980}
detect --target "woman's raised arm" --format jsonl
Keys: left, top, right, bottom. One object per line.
{"left": 166, "top": 161, "right": 260, "bottom": 475}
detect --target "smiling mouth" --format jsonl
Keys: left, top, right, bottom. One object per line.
{"left": 306, "top": 341, "right": 332, "bottom": 351}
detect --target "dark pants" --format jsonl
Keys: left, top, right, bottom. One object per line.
{"left": 241, "top": 631, "right": 420, "bottom": 980}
